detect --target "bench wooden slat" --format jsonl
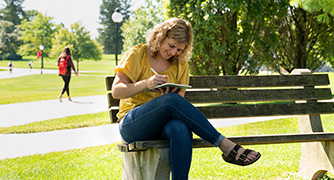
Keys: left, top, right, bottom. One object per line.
{"left": 108, "top": 88, "right": 332, "bottom": 109}
{"left": 106, "top": 76, "right": 114, "bottom": 91}
{"left": 109, "top": 109, "right": 118, "bottom": 123}
{"left": 107, "top": 93, "right": 119, "bottom": 108}
{"left": 108, "top": 102, "right": 334, "bottom": 123}
{"left": 106, "top": 74, "right": 330, "bottom": 91}
{"left": 198, "top": 102, "right": 334, "bottom": 119}
{"left": 189, "top": 75, "right": 329, "bottom": 88}
{"left": 117, "top": 132, "right": 334, "bottom": 152}
{"left": 185, "top": 88, "right": 332, "bottom": 103}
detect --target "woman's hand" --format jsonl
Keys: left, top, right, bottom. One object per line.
{"left": 148, "top": 75, "right": 168, "bottom": 89}
{"left": 112, "top": 72, "right": 168, "bottom": 99}
{"left": 155, "top": 86, "right": 181, "bottom": 95}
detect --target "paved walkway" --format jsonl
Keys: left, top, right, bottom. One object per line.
{"left": 0, "top": 95, "right": 108, "bottom": 127}
{"left": 0, "top": 66, "right": 59, "bottom": 79}
{"left": 0, "top": 66, "right": 104, "bottom": 79}
{"left": 0, "top": 67, "right": 290, "bottom": 160}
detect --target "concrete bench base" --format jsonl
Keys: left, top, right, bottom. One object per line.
{"left": 122, "top": 148, "right": 170, "bottom": 180}
{"left": 298, "top": 115, "right": 334, "bottom": 180}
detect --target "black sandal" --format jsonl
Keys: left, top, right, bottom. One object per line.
{"left": 222, "top": 144, "right": 261, "bottom": 166}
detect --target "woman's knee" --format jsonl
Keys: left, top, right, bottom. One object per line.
{"left": 158, "top": 93, "right": 184, "bottom": 106}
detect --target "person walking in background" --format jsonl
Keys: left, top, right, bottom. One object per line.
{"left": 8, "top": 61, "right": 13, "bottom": 74}
{"left": 57, "top": 46, "right": 79, "bottom": 102}
{"left": 29, "top": 61, "right": 33, "bottom": 72}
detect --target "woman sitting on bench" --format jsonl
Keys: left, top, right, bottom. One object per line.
{"left": 111, "top": 18, "right": 261, "bottom": 180}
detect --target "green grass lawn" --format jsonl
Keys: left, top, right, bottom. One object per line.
{"left": 1, "top": 116, "right": 334, "bottom": 179}
{"left": 0, "top": 74, "right": 108, "bottom": 104}
{"left": 0, "top": 55, "right": 119, "bottom": 105}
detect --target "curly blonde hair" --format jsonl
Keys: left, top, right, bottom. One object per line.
{"left": 146, "top": 18, "right": 193, "bottom": 64}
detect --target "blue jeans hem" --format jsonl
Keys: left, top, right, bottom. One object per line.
{"left": 213, "top": 134, "right": 225, "bottom": 147}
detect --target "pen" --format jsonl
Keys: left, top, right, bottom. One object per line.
{"left": 151, "top": 68, "right": 159, "bottom": 75}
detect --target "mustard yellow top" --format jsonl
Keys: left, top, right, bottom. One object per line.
{"left": 114, "top": 44, "right": 190, "bottom": 122}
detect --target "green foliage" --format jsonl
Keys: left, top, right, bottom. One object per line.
{"left": 254, "top": 3, "right": 334, "bottom": 73}
{"left": 17, "top": 13, "right": 55, "bottom": 57}
{"left": 70, "top": 22, "right": 103, "bottom": 61}
{"left": 0, "top": 20, "right": 21, "bottom": 60}
{"left": 121, "top": 0, "right": 165, "bottom": 53}
{"left": 169, "top": 0, "right": 334, "bottom": 75}
{"left": 98, "top": 0, "right": 131, "bottom": 54}
{"left": 0, "top": 0, "right": 25, "bottom": 60}
{"left": 0, "top": 0, "right": 25, "bottom": 25}
{"left": 291, "top": 0, "right": 334, "bottom": 23}
{"left": 22, "top": 9, "right": 39, "bottom": 22}
{"left": 50, "top": 22, "right": 103, "bottom": 71}
{"left": 50, "top": 28, "right": 74, "bottom": 58}
{"left": 170, "top": 0, "right": 274, "bottom": 75}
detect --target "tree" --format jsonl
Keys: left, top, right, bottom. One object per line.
{"left": 121, "top": 0, "right": 165, "bottom": 52}
{"left": 50, "top": 22, "right": 103, "bottom": 72}
{"left": 254, "top": 2, "right": 334, "bottom": 73}
{"left": 98, "top": 0, "right": 131, "bottom": 54}
{"left": 0, "top": 0, "right": 25, "bottom": 60}
{"left": 0, "top": 20, "right": 21, "bottom": 59}
{"left": 291, "top": 0, "right": 334, "bottom": 23}
{"left": 169, "top": 0, "right": 278, "bottom": 75}
{"left": 169, "top": 0, "right": 334, "bottom": 75}
{"left": 23, "top": 9, "right": 39, "bottom": 21}
{"left": 0, "top": 0, "right": 25, "bottom": 25}
{"left": 17, "top": 13, "right": 55, "bottom": 57}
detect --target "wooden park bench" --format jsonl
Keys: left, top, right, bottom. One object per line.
{"left": 105, "top": 69, "right": 334, "bottom": 180}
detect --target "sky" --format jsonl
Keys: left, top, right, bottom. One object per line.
{"left": 1, "top": 0, "right": 143, "bottom": 39}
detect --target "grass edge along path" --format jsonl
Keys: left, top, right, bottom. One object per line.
{"left": 0, "top": 111, "right": 110, "bottom": 134}
{"left": 1, "top": 116, "right": 334, "bottom": 179}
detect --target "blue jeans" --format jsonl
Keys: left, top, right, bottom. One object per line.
{"left": 119, "top": 93, "right": 225, "bottom": 180}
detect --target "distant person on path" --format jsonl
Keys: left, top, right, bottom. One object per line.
{"left": 112, "top": 18, "right": 261, "bottom": 179}
{"left": 29, "top": 61, "right": 33, "bottom": 72}
{"left": 57, "top": 46, "right": 79, "bottom": 102}
{"left": 8, "top": 61, "right": 13, "bottom": 74}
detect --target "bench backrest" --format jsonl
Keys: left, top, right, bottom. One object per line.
{"left": 105, "top": 74, "right": 334, "bottom": 123}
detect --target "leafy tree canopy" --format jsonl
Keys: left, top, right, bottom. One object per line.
{"left": 0, "top": 0, "right": 25, "bottom": 25}
{"left": 51, "top": 22, "right": 103, "bottom": 71}
{"left": 0, "top": 19, "right": 21, "bottom": 59}
{"left": 121, "top": 0, "right": 165, "bottom": 53}
{"left": 291, "top": 0, "right": 334, "bottom": 23}
{"left": 17, "top": 12, "right": 55, "bottom": 57}
{"left": 168, "top": 0, "right": 334, "bottom": 75}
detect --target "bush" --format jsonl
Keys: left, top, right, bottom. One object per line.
{"left": 0, "top": 53, "right": 22, "bottom": 60}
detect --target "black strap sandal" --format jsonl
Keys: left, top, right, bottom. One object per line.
{"left": 222, "top": 144, "right": 261, "bottom": 166}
